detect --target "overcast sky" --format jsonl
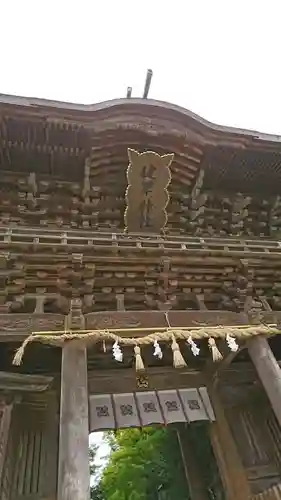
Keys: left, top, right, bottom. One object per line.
{"left": 2, "top": 0, "right": 280, "bottom": 469}
{"left": 1, "top": 0, "right": 281, "bottom": 134}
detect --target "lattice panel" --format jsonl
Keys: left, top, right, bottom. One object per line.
{"left": 203, "top": 146, "right": 281, "bottom": 195}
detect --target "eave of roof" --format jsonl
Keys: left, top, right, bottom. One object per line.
{"left": 0, "top": 93, "right": 281, "bottom": 146}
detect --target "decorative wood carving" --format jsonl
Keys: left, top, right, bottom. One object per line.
{"left": 0, "top": 309, "right": 275, "bottom": 341}
{"left": 269, "top": 196, "right": 281, "bottom": 238}
{"left": 4, "top": 95, "right": 281, "bottom": 500}
{"left": 85, "top": 310, "right": 248, "bottom": 331}
{"left": 220, "top": 260, "right": 264, "bottom": 321}
{"left": 188, "top": 168, "right": 207, "bottom": 235}
{"left": 65, "top": 298, "right": 85, "bottom": 330}
{"left": 0, "top": 313, "right": 65, "bottom": 340}
{"left": 145, "top": 257, "right": 178, "bottom": 311}
{"left": 116, "top": 293, "right": 125, "bottom": 311}
{"left": 125, "top": 149, "right": 173, "bottom": 233}
{"left": 270, "top": 280, "right": 281, "bottom": 311}
{"left": 230, "top": 193, "right": 251, "bottom": 236}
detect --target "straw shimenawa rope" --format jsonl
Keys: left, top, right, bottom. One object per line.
{"left": 13, "top": 324, "right": 281, "bottom": 366}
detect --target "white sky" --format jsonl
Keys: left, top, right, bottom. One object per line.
{"left": 1, "top": 0, "right": 281, "bottom": 134}
{"left": 2, "top": 0, "right": 280, "bottom": 470}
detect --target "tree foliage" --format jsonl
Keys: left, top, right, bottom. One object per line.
{"left": 90, "top": 423, "right": 225, "bottom": 499}
{"left": 89, "top": 444, "right": 99, "bottom": 477}
{"left": 93, "top": 427, "right": 188, "bottom": 500}
{"left": 89, "top": 444, "right": 104, "bottom": 499}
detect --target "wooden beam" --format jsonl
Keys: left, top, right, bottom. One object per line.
{"left": 0, "top": 402, "right": 13, "bottom": 488}
{"left": 248, "top": 336, "right": 281, "bottom": 427}
{"left": 177, "top": 426, "right": 209, "bottom": 500}
{"left": 57, "top": 342, "right": 90, "bottom": 500}
{"left": 1, "top": 309, "right": 281, "bottom": 342}
{"left": 87, "top": 361, "right": 262, "bottom": 396}
{"left": 88, "top": 366, "right": 205, "bottom": 394}
{"left": 0, "top": 309, "right": 253, "bottom": 341}
{"left": 0, "top": 371, "right": 52, "bottom": 392}
{"left": 208, "top": 385, "right": 251, "bottom": 500}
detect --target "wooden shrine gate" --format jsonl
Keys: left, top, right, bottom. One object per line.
{"left": 1, "top": 311, "right": 281, "bottom": 500}
{"left": 2, "top": 97, "right": 281, "bottom": 500}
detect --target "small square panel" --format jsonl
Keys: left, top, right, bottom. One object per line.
{"left": 136, "top": 391, "right": 164, "bottom": 426}
{"left": 157, "top": 390, "right": 186, "bottom": 424}
{"left": 89, "top": 394, "right": 115, "bottom": 431}
{"left": 113, "top": 393, "right": 140, "bottom": 428}
{"left": 199, "top": 387, "right": 215, "bottom": 421}
{"left": 179, "top": 388, "right": 208, "bottom": 422}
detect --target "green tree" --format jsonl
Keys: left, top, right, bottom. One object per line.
{"left": 89, "top": 444, "right": 104, "bottom": 499}
{"left": 89, "top": 444, "right": 99, "bottom": 478}
{"left": 99, "top": 427, "right": 188, "bottom": 500}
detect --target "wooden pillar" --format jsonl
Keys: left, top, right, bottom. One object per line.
{"left": 248, "top": 336, "right": 281, "bottom": 428}
{"left": 0, "top": 402, "right": 12, "bottom": 489}
{"left": 58, "top": 342, "right": 90, "bottom": 500}
{"left": 208, "top": 386, "right": 251, "bottom": 500}
{"left": 177, "top": 426, "right": 209, "bottom": 500}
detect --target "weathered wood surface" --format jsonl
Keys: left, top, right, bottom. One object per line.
{"left": 248, "top": 337, "right": 281, "bottom": 428}
{"left": 38, "top": 395, "right": 59, "bottom": 499}
{"left": 1, "top": 229, "right": 281, "bottom": 317}
{"left": 125, "top": 149, "right": 173, "bottom": 233}
{"left": 251, "top": 483, "right": 281, "bottom": 499}
{"left": 177, "top": 426, "right": 209, "bottom": 500}
{"left": 88, "top": 362, "right": 261, "bottom": 395}
{"left": 0, "top": 403, "right": 12, "bottom": 491}
{"left": 0, "top": 313, "right": 65, "bottom": 341}
{"left": 3, "top": 398, "right": 58, "bottom": 500}
{"left": 1, "top": 99, "right": 281, "bottom": 233}
{"left": 57, "top": 342, "right": 90, "bottom": 500}
{"left": 12, "top": 496, "right": 56, "bottom": 500}
{"left": 1, "top": 228, "right": 281, "bottom": 253}
{"left": 224, "top": 393, "right": 281, "bottom": 495}
{"left": 88, "top": 366, "right": 205, "bottom": 395}
{"left": 208, "top": 386, "right": 251, "bottom": 500}
{"left": 0, "top": 371, "right": 52, "bottom": 392}
{"left": 0, "top": 309, "right": 278, "bottom": 341}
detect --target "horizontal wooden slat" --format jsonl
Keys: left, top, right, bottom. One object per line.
{"left": 251, "top": 483, "right": 281, "bottom": 499}
{"left": 0, "top": 309, "right": 278, "bottom": 341}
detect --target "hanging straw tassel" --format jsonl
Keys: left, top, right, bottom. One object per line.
{"left": 171, "top": 334, "right": 187, "bottom": 369}
{"left": 13, "top": 336, "right": 33, "bottom": 366}
{"left": 134, "top": 345, "right": 145, "bottom": 372}
{"left": 208, "top": 337, "right": 223, "bottom": 362}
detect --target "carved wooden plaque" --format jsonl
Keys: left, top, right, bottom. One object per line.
{"left": 89, "top": 388, "right": 214, "bottom": 431}
{"left": 125, "top": 149, "right": 174, "bottom": 233}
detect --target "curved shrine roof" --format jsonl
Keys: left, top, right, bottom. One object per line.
{"left": 0, "top": 93, "right": 281, "bottom": 195}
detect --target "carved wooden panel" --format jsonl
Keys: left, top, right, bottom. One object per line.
{"left": 226, "top": 401, "right": 281, "bottom": 495}
{"left": 0, "top": 313, "right": 64, "bottom": 340}
{"left": 85, "top": 309, "right": 248, "bottom": 331}
{"left": 13, "top": 429, "right": 43, "bottom": 497}
{"left": 1, "top": 406, "right": 19, "bottom": 500}
{"left": 125, "top": 149, "right": 173, "bottom": 233}
{"left": 266, "top": 412, "right": 281, "bottom": 470}
{"left": 2, "top": 397, "right": 59, "bottom": 500}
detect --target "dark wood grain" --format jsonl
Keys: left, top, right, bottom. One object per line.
{"left": 57, "top": 343, "right": 90, "bottom": 500}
